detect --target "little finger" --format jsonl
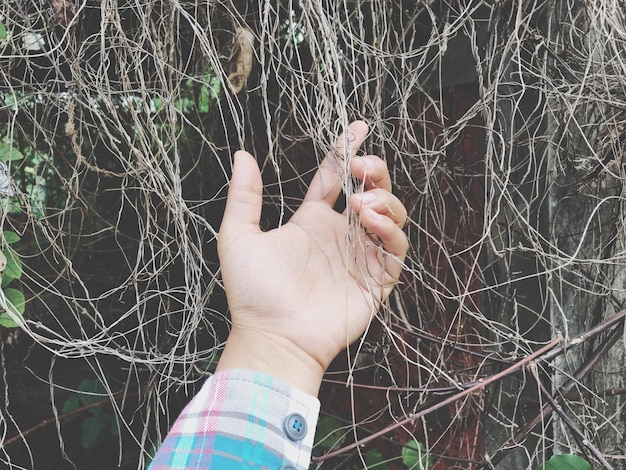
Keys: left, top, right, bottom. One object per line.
{"left": 359, "top": 208, "right": 409, "bottom": 263}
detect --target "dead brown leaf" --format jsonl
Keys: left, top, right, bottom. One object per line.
{"left": 227, "top": 27, "right": 255, "bottom": 94}
{"left": 49, "top": 0, "right": 77, "bottom": 27}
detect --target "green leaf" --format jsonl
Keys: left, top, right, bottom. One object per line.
{"left": 535, "top": 454, "right": 592, "bottom": 470}
{"left": 314, "top": 416, "right": 345, "bottom": 451}
{"left": 4, "top": 288, "right": 25, "bottom": 313}
{"left": 199, "top": 354, "right": 219, "bottom": 373}
{"left": 0, "top": 287, "right": 25, "bottom": 327}
{"left": 76, "top": 378, "right": 107, "bottom": 406}
{"left": 198, "top": 85, "right": 210, "bottom": 113}
{"left": 105, "top": 411, "right": 119, "bottom": 436}
{"left": 402, "top": 439, "right": 433, "bottom": 469}
{"left": 425, "top": 404, "right": 451, "bottom": 430}
{"left": 152, "top": 97, "right": 163, "bottom": 112}
{"left": 74, "top": 380, "right": 116, "bottom": 449}
{"left": 61, "top": 394, "right": 81, "bottom": 415}
{"left": 0, "top": 144, "right": 24, "bottom": 162}
{"left": 0, "top": 312, "right": 18, "bottom": 327}
{"left": 1, "top": 197, "right": 23, "bottom": 215}
{"left": 3, "top": 231, "right": 20, "bottom": 245}
{"left": 81, "top": 414, "right": 107, "bottom": 449}
{"left": 2, "top": 249, "right": 22, "bottom": 286}
{"left": 0, "top": 21, "right": 6, "bottom": 41}
{"left": 145, "top": 442, "right": 160, "bottom": 468}
{"left": 363, "top": 448, "right": 388, "bottom": 469}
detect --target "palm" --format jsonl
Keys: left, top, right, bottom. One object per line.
{"left": 224, "top": 200, "right": 385, "bottom": 369}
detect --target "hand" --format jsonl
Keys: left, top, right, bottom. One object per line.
{"left": 215, "top": 121, "right": 408, "bottom": 395}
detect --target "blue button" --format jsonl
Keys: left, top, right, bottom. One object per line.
{"left": 283, "top": 413, "right": 307, "bottom": 441}
{"left": 280, "top": 466, "right": 296, "bottom": 470}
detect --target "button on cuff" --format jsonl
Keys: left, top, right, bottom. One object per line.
{"left": 283, "top": 412, "right": 308, "bottom": 441}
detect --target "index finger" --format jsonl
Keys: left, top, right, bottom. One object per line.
{"left": 303, "top": 120, "right": 369, "bottom": 207}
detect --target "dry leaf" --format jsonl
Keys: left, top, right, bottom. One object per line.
{"left": 49, "top": 0, "right": 77, "bottom": 27}
{"left": 227, "top": 27, "right": 255, "bottom": 94}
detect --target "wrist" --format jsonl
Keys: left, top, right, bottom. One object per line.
{"left": 215, "top": 326, "right": 326, "bottom": 396}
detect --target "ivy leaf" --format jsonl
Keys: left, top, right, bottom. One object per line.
{"left": 535, "top": 454, "right": 592, "bottom": 470}
{"left": 4, "top": 288, "right": 25, "bottom": 314}
{"left": 363, "top": 448, "right": 388, "bottom": 469}
{"left": 73, "top": 378, "right": 116, "bottom": 449}
{"left": 0, "top": 287, "right": 25, "bottom": 327}
{"left": 1, "top": 250, "right": 22, "bottom": 286}
{"left": 81, "top": 415, "right": 106, "bottom": 449}
{"left": 105, "top": 411, "right": 119, "bottom": 436}
{"left": 0, "top": 144, "right": 24, "bottom": 162}
{"left": 314, "top": 416, "right": 345, "bottom": 451}
{"left": 198, "top": 84, "right": 211, "bottom": 113}
{"left": 76, "top": 378, "right": 107, "bottom": 406}
{"left": 61, "top": 394, "right": 80, "bottom": 415}
{"left": 144, "top": 442, "right": 160, "bottom": 468}
{"left": 0, "top": 21, "right": 7, "bottom": 41}
{"left": 3, "top": 231, "right": 20, "bottom": 245}
{"left": 0, "top": 311, "right": 19, "bottom": 328}
{"left": 402, "top": 439, "right": 433, "bottom": 469}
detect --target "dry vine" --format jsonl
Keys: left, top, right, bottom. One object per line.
{"left": 0, "top": 0, "right": 624, "bottom": 469}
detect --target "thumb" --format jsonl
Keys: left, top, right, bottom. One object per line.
{"left": 221, "top": 150, "right": 263, "bottom": 235}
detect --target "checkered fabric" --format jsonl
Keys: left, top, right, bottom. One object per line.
{"left": 149, "top": 369, "right": 320, "bottom": 469}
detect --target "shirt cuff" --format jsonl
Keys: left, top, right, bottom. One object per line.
{"left": 150, "top": 369, "right": 320, "bottom": 470}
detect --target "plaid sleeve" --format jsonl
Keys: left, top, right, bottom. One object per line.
{"left": 148, "top": 369, "right": 320, "bottom": 470}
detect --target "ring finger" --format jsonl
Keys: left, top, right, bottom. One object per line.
{"left": 349, "top": 189, "right": 407, "bottom": 228}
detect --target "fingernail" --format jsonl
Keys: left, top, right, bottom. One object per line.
{"left": 356, "top": 192, "right": 376, "bottom": 204}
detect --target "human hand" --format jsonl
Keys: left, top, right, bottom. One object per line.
{"left": 215, "top": 121, "right": 408, "bottom": 395}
